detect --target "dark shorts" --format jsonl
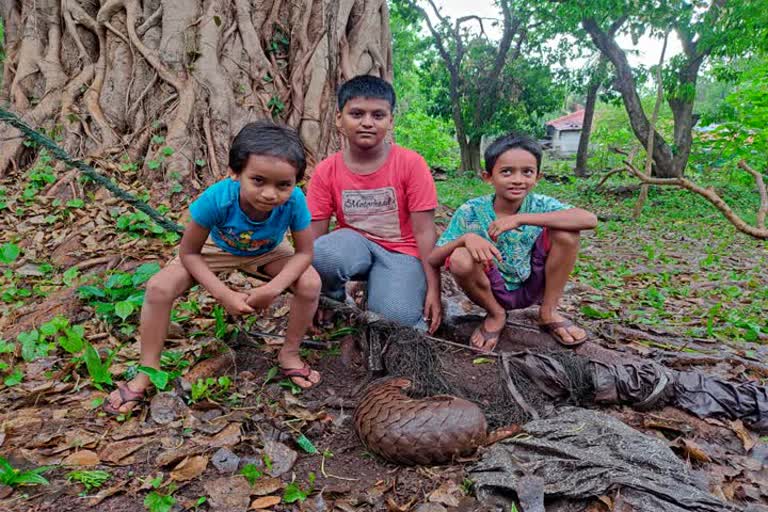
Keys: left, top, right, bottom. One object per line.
{"left": 488, "top": 228, "right": 550, "bottom": 310}
{"left": 448, "top": 229, "right": 551, "bottom": 311}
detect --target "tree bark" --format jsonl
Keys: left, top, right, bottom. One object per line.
{"left": 0, "top": 0, "right": 393, "bottom": 202}
{"left": 574, "top": 67, "right": 601, "bottom": 178}
{"left": 467, "top": 136, "right": 482, "bottom": 173}
{"left": 582, "top": 17, "right": 679, "bottom": 178}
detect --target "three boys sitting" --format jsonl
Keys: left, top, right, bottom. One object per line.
{"left": 105, "top": 75, "right": 596, "bottom": 415}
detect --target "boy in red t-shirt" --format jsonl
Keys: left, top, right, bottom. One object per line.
{"left": 307, "top": 75, "right": 441, "bottom": 332}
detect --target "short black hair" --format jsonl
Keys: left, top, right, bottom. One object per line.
{"left": 229, "top": 120, "right": 307, "bottom": 181}
{"left": 337, "top": 75, "right": 396, "bottom": 111}
{"left": 484, "top": 132, "right": 543, "bottom": 175}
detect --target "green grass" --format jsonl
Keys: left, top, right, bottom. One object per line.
{"left": 435, "top": 158, "right": 768, "bottom": 343}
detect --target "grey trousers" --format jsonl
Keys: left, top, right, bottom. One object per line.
{"left": 313, "top": 228, "right": 427, "bottom": 327}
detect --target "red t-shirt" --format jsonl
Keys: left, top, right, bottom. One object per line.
{"left": 306, "top": 145, "right": 438, "bottom": 257}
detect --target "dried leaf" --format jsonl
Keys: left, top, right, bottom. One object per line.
{"left": 204, "top": 476, "right": 252, "bottom": 511}
{"left": 672, "top": 438, "right": 712, "bottom": 463}
{"left": 99, "top": 438, "right": 147, "bottom": 465}
{"left": 250, "top": 477, "right": 283, "bottom": 496}
{"left": 250, "top": 496, "right": 281, "bottom": 509}
{"left": 62, "top": 449, "right": 100, "bottom": 466}
{"left": 170, "top": 455, "right": 209, "bottom": 481}
{"left": 428, "top": 481, "right": 461, "bottom": 507}
{"left": 208, "top": 422, "right": 241, "bottom": 448}
{"left": 729, "top": 420, "right": 756, "bottom": 453}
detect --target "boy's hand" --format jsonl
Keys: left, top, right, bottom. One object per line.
{"left": 220, "top": 290, "right": 255, "bottom": 316}
{"left": 423, "top": 289, "right": 442, "bottom": 334}
{"left": 246, "top": 285, "right": 280, "bottom": 311}
{"left": 463, "top": 233, "right": 502, "bottom": 266}
{"left": 487, "top": 216, "right": 522, "bottom": 241}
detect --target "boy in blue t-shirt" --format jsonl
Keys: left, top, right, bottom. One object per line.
{"left": 428, "top": 133, "right": 597, "bottom": 351}
{"left": 105, "top": 121, "right": 322, "bottom": 415}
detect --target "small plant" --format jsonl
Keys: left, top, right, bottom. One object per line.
{"left": 67, "top": 469, "right": 111, "bottom": 493}
{"left": 115, "top": 210, "right": 166, "bottom": 237}
{"left": 240, "top": 463, "right": 263, "bottom": 486}
{"left": 22, "top": 150, "right": 56, "bottom": 201}
{"left": 0, "top": 457, "right": 51, "bottom": 488}
{"left": 84, "top": 342, "right": 115, "bottom": 390}
{"left": 190, "top": 376, "right": 232, "bottom": 402}
{"left": 78, "top": 263, "right": 160, "bottom": 328}
{"left": 144, "top": 477, "right": 177, "bottom": 512}
{"left": 282, "top": 472, "right": 315, "bottom": 504}
{"left": 0, "top": 242, "right": 20, "bottom": 265}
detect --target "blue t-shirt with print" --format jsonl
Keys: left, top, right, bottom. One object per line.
{"left": 437, "top": 193, "right": 571, "bottom": 291}
{"left": 189, "top": 179, "right": 311, "bottom": 257}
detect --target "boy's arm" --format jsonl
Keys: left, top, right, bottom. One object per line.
{"left": 310, "top": 219, "right": 330, "bottom": 240}
{"left": 247, "top": 226, "right": 314, "bottom": 309}
{"left": 179, "top": 221, "right": 254, "bottom": 315}
{"left": 411, "top": 210, "right": 442, "bottom": 334}
{"left": 488, "top": 208, "right": 598, "bottom": 239}
{"left": 428, "top": 234, "right": 502, "bottom": 268}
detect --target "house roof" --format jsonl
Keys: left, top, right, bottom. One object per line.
{"left": 546, "top": 110, "right": 585, "bottom": 131}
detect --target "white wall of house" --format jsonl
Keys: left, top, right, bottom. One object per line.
{"left": 552, "top": 129, "right": 581, "bottom": 155}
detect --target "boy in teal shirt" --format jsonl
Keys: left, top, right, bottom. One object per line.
{"left": 429, "top": 133, "right": 597, "bottom": 351}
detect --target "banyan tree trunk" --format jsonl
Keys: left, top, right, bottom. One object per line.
{"left": 0, "top": 0, "right": 393, "bottom": 201}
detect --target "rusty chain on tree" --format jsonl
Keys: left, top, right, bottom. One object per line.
{"left": 0, "top": 106, "right": 185, "bottom": 234}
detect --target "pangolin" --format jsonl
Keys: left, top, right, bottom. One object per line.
{"left": 354, "top": 378, "right": 518, "bottom": 466}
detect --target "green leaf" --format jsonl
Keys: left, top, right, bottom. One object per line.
{"left": 39, "top": 321, "right": 59, "bottom": 338}
{"left": 282, "top": 482, "right": 308, "bottom": 503}
{"left": 161, "top": 146, "right": 174, "bottom": 157}
{"left": 580, "top": 305, "right": 613, "bottom": 319}
{"left": 58, "top": 327, "right": 85, "bottom": 354}
{"left": 240, "top": 463, "right": 263, "bottom": 486}
{"left": 114, "top": 301, "right": 135, "bottom": 321}
{"left": 78, "top": 285, "right": 105, "bottom": 299}
{"left": 138, "top": 366, "right": 170, "bottom": 391}
{"left": 264, "top": 366, "right": 279, "bottom": 383}
{"left": 144, "top": 491, "right": 176, "bottom": 512}
{"left": 472, "top": 357, "right": 494, "bottom": 365}
{"left": 66, "top": 198, "right": 85, "bottom": 208}
{"left": 4, "top": 368, "right": 23, "bottom": 386}
{"left": 0, "top": 242, "right": 20, "bottom": 264}
{"left": 295, "top": 434, "right": 318, "bottom": 454}
{"left": 84, "top": 343, "right": 112, "bottom": 388}
{"left": 132, "top": 263, "right": 161, "bottom": 286}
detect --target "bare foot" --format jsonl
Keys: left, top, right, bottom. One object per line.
{"left": 470, "top": 309, "right": 507, "bottom": 352}
{"left": 277, "top": 352, "right": 321, "bottom": 389}
{"left": 538, "top": 310, "right": 587, "bottom": 346}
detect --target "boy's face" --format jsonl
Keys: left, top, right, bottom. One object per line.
{"left": 232, "top": 155, "right": 296, "bottom": 218}
{"left": 336, "top": 97, "right": 393, "bottom": 150}
{"left": 482, "top": 148, "right": 540, "bottom": 203}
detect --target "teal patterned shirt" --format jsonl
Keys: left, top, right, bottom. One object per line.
{"left": 437, "top": 193, "right": 571, "bottom": 291}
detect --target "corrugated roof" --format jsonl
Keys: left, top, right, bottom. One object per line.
{"left": 546, "top": 109, "right": 585, "bottom": 131}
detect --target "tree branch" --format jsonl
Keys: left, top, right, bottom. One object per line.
{"left": 738, "top": 160, "right": 768, "bottom": 230}
{"left": 624, "top": 160, "right": 768, "bottom": 239}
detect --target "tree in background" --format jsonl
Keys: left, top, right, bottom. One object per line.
{"left": 390, "top": 1, "right": 460, "bottom": 170}
{"left": 0, "top": 0, "right": 393, "bottom": 201}
{"left": 554, "top": 0, "right": 768, "bottom": 178}
{"left": 399, "top": 0, "right": 563, "bottom": 172}
{"left": 573, "top": 56, "right": 609, "bottom": 177}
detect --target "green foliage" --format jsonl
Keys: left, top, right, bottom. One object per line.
{"left": 115, "top": 210, "right": 166, "bottom": 237}
{"left": 144, "top": 478, "right": 177, "bottom": 512}
{"left": 23, "top": 150, "right": 56, "bottom": 201}
{"left": 190, "top": 376, "right": 232, "bottom": 402}
{"left": 282, "top": 473, "right": 315, "bottom": 504}
{"left": 240, "top": 463, "right": 263, "bottom": 486}
{"left": 390, "top": 2, "right": 460, "bottom": 171}
{"left": 67, "top": 469, "right": 111, "bottom": 493}
{"left": 78, "top": 263, "right": 160, "bottom": 327}
{"left": 0, "top": 457, "right": 51, "bottom": 487}
{"left": 83, "top": 342, "right": 114, "bottom": 390}
{"left": 0, "top": 242, "right": 20, "bottom": 264}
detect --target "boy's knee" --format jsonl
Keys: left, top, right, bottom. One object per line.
{"left": 145, "top": 274, "right": 179, "bottom": 304}
{"left": 294, "top": 267, "right": 322, "bottom": 300}
{"left": 549, "top": 229, "right": 580, "bottom": 250}
{"left": 448, "top": 247, "right": 477, "bottom": 277}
